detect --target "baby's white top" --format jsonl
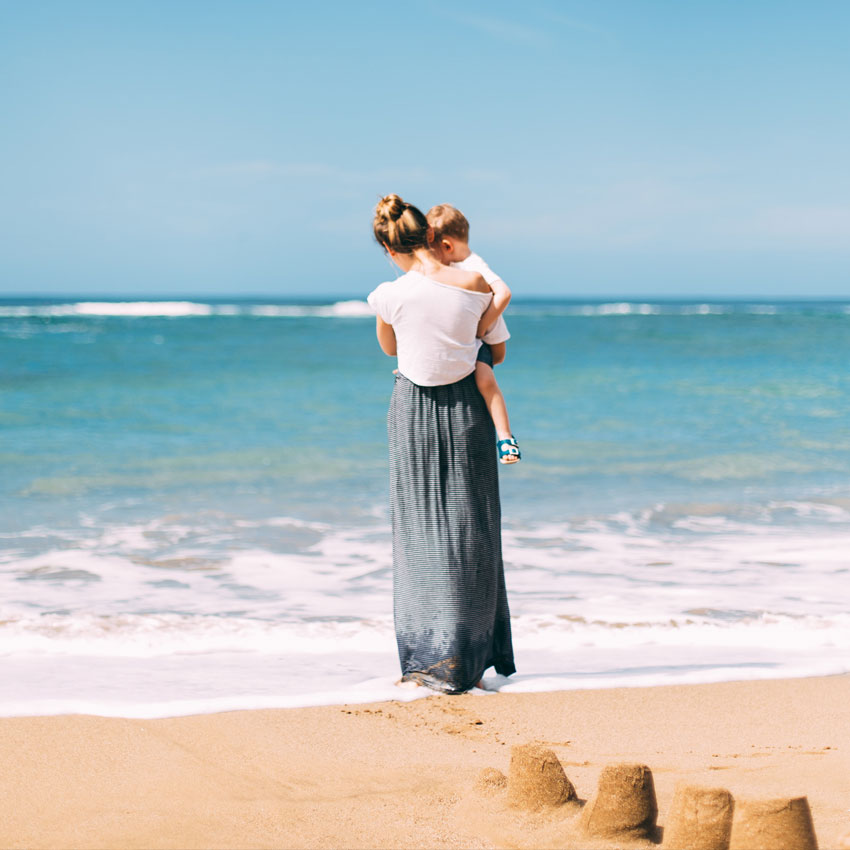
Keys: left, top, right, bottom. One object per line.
{"left": 452, "top": 251, "right": 502, "bottom": 286}
{"left": 368, "top": 269, "right": 510, "bottom": 387}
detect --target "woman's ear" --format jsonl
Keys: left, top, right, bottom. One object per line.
{"left": 426, "top": 227, "right": 435, "bottom": 245}
{"left": 382, "top": 242, "right": 394, "bottom": 257}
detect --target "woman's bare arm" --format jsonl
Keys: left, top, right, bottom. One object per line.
{"left": 376, "top": 316, "right": 397, "bottom": 355}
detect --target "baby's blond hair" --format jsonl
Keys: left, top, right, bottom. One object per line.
{"left": 426, "top": 204, "right": 469, "bottom": 242}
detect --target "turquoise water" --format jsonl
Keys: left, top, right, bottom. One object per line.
{"left": 4, "top": 298, "right": 849, "bottom": 529}
{"left": 1, "top": 298, "right": 849, "bottom": 715}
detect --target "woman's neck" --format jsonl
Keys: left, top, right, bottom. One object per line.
{"left": 393, "top": 248, "right": 441, "bottom": 275}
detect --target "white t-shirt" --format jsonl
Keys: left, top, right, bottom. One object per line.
{"left": 452, "top": 252, "right": 510, "bottom": 343}
{"left": 452, "top": 251, "right": 501, "bottom": 285}
{"left": 367, "top": 270, "right": 510, "bottom": 387}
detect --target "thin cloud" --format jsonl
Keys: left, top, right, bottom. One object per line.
{"left": 749, "top": 205, "right": 850, "bottom": 249}
{"left": 196, "top": 162, "right": 335, "bottom": 179}
{"left": 540, "top": 9, "right": 611, "bottom": 38}
{"left": 459, "top": 168, "right": 509, "bottom": 184}
{"left": 438, "top": 10, "right": 549, "bottom": 47}
{"left": 478, "top": 195, "right": 850, "bottom": 254}
{"left": 197, "top": 162, "right": 431, "bottom": 185}
{"left": 436, "top": 6, "right": 610, "bottom": 46}
{"left": 476, "top": 178, "right": 696, "bottom": 248}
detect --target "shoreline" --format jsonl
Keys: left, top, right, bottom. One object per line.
{"left": 1, "top": 674, "right": 848, "bottom": 849}
{"left": 5, "top": 661, "right": 850, "bottom": 720}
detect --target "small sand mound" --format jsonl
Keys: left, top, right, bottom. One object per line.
{"left": 507, "top": 743, "right": 577, "bottom": 810}
{"left": 663, "top": 783, "right": 734, "bottom": 850}
{"left": 580, "top": 762, "right": 658, "bottom": 840}
{"left": 729, "top": 796, "right": 817, "bottom": 850}
{"left": 475, "top": 767, "right": 507, "bottom": 796}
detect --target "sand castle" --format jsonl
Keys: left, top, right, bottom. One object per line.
{"left": 477, "top": 744, "right": 821, "bottom": 849}
{"left": 728, "top": 796, "right": 818, "bottom": 850}
{"left": 506, "top": 743, "right": 577, "bottom": 809}
{"left": 580, "top": 762, "right": 658, "bottom": 841}
{"left": 663, "top": 783, "right": 734, "bottom": 850}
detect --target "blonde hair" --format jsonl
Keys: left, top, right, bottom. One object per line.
{"left": 373, "top": 194, "right": 429, "bottom": 254}
{"left": 426, "top": 204, "right": 469, "bottom": 242}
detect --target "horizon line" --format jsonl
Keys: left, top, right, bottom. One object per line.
{"left": 1, "top": 293, "right": 849, "bottom": 303}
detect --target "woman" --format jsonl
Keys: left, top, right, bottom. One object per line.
{"left": 367, "top": 194, "right": 515, "bottom": 693}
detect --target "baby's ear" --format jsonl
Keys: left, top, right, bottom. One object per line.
{"left": 440, "top": 239, "right": 453, "bottom": 254}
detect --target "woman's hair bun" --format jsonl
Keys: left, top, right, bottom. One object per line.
{"left": 375, "top": 194, "right": 407, "bottom": 222}
{"left": 373, "top": 194, "right": 429, "bottom": 254}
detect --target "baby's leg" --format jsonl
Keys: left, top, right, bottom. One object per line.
{"left": 475, "top": 362, "right": 512, "bottom": 441}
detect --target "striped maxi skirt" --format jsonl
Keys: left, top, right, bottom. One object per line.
{"left": 388, "top": 371, "right": 516, "bottom": 693}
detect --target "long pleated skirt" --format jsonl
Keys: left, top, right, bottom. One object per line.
{"left": 388, "top": 372, "right": 516, "bottom": 693}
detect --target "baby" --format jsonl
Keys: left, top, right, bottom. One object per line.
{"left": 427, "top": 204, "right": 520, "bottom": 464}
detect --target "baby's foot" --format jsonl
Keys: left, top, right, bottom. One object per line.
{"left": 497, "top": 436, "right": 521, "bottom": 464}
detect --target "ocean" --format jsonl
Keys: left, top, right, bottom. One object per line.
{"left": 1, "top": 297, "right": 849, "bottom": 717}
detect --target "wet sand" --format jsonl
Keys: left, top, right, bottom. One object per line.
{"left": 1, "top": 674, "right": 848, "bottom": 849}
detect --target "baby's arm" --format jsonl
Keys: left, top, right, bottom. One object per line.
{"left": 477, "top": 278, "right": 512, "bottom": 338}
{"left": 375, "top": 316, "right": 397, "bottom": 356}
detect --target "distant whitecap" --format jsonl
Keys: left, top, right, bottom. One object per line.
{"left": 73, "top": 301, "right": 214, "bottom": 316}
{"left": 316, "top": 300, "right": 374, "bottom": 317}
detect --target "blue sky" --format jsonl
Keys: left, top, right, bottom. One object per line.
{"left": 1, "top": 0, "right": 849, "bottom": 297}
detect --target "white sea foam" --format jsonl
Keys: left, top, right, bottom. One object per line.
{"left": 247, "top": 305, "right": 312, "bottom": 317}
{"left": 315, "top": 300, "right": 376, "bottom": 317}
{"left": 680, "top": 303, "right": 725, "bottom": 315}
{"left": 8, "top": 652, "right": 850, "bottom": 720}
{"left": 0, "top": 300, "right": 374, "bottom": 319}
{"left": 1, "top": 609, "right": 846, "bottom": 659}
{"left": 579, "top": 302, "right": 660, "bottom": 316}
{"left": 512, "top": 303, "right": 741, "bottom": 318}
{"left": 1, "top": 301, "right": 216, "bottom": 317}
{"left": 2, "top": 503, "right": 849, "bottom": 716}
{"left": 3, "top": 505, "right": 849, "bottom": 627}
{"left": 0, "top": 613, "right": 396, "bottom": 657}
{"left": 246, "top": 300, "right": 374, "bottom": 317}
{"left": 0, "top": 683, "right": 434, "bottom": 720}
{"left": 4, "top": 300, "right": 850, "bottom": 321}
{"left": 0, "top": 618, "right": 846, "bottom": 718}
{"left": 77, "top": 301, "right": 216, "bottom": 316}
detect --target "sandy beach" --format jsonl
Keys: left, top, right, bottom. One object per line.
{"left": 0, "top": 674, "right": 847, "bottom": 849}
